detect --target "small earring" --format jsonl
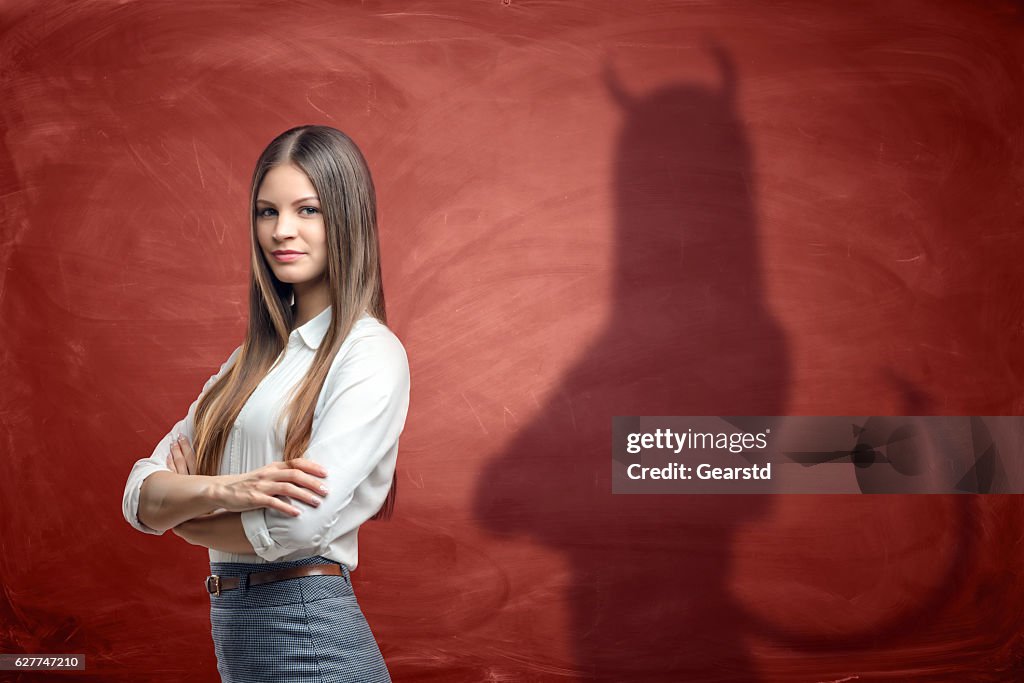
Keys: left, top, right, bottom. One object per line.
{"left": 290, "top": 291, "right": 295, "bottom": 306}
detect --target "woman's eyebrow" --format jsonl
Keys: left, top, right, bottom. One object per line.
{"left": 255, "top": 196, "right": 320, "bottom": 206}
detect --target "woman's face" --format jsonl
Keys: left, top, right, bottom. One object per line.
{"left": 255, "top": 163, "right": 328, "bottom": 297}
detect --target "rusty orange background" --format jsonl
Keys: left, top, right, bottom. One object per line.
{"left": 2, "top": 1, "right": 1023, "bottom": 680}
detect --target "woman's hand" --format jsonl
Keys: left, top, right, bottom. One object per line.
{"left": 166, "top": 433, "right": 198, "bottom": 474}
{"left": 165, "top": 433, "right": 329, "bottom": 517}
{"left": 209, "top": 460, "right": 330, "bottom": 518}
{"left": 165, "top": 432, "right": 329, "bottom": 518}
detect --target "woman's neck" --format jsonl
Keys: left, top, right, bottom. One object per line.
{"left": 291, "top": 282, "right": 330, "bottom": 328}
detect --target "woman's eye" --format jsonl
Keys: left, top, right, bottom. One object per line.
{"left": 300, "top": 207, "right": 319, "bottom": 216}
{"left": 256, "top": 207, "right": 276, "bottom": 218}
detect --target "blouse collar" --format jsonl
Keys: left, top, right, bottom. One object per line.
{"left": 294, "top": 306, "right": 333, "bottom": 350}
{"left": 293, "top": 306, "right": 372, "bottom": 350}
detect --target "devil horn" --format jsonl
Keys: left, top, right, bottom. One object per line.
{"left": 706, "top": 40, "right": 736, "bottom": 101}
{"left": 601, "top": 56, "right": 633, "bottom": 108}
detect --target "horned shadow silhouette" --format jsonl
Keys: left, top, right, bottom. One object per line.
{"left": 472, "top": 48, "right": 789, "bottom": 681}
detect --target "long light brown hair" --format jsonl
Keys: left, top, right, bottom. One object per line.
{"left": 191, "top": 125, "right": 395, "bottom": 520}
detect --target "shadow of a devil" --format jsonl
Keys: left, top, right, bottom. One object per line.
{"left": 473, "top": 47, "right": 789, "bottom": 682}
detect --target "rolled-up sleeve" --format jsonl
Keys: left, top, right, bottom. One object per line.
{"left": 121, "top": 344, "right": 243, "bottom": 534}
{"left": 240, "top": 331, "right": 410, "bottom": 562}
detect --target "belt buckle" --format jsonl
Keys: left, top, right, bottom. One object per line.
{"left": 206, "top": 575, "right": 221, "bottom": 596}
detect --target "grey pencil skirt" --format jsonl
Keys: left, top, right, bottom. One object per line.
{"left": 207, "top": 555, "right": 392, "bottom": 683}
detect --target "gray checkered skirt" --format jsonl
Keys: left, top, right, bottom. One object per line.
{"left": 207, "top": 555, "right": 391, "bottom": 683}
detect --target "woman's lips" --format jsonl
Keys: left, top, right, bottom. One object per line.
{"left": 272, "top": 252, "right": 305, "bottom": 262}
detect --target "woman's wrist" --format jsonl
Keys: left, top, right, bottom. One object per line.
{"left": 201, "top": 475, "right": 231, "bottom": 511}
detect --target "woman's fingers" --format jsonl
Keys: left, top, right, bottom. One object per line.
{"left": 166, "top": 453, "right": 178, "bottom": 474}
{"left": 170, "top": 439, "right": 188, "bottom": 474}
{"left": 177, "top": 435, "right": 198, "bottom": 474}
{"left": 269, "top": 481, "right": 324, "bottom": 508}
{"left": 167, "top": 433, "right": 198, "bottom": 475}
{"left": 285, "top": 458, "right": 329, "bottom": 479}
{"left": 278, "top": 468, "right": 330, "bottom": 497}
{"left": 275, "top": 459, "right": 330, "bottom": 496}
{"left": 208, "top": 459, "right": 330, "bottom": 515}
{"left": 258, "top": 494, "right": 302, "bottom": 517}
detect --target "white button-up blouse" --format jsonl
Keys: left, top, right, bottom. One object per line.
{"left": 121, "top": 306, "right": 410, "bottom": 569}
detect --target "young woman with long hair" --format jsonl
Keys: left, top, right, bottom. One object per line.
{"left": 121, "top": 125, "right": 409, "bottom": 682}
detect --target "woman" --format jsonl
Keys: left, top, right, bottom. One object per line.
{"left": 121, "top": 125, "right": 409, "bottom": 682}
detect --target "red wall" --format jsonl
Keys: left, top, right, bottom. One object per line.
{"left": 2, "top": 1, "right": 1022, "bottom": 680}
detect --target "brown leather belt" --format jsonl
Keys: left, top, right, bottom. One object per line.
{"left": 205, "top": 564, "right": 343, "bottom": 596}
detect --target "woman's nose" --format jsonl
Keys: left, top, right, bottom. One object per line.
{"left": 272, "top": 216, "right": 298, "bottom": 240}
